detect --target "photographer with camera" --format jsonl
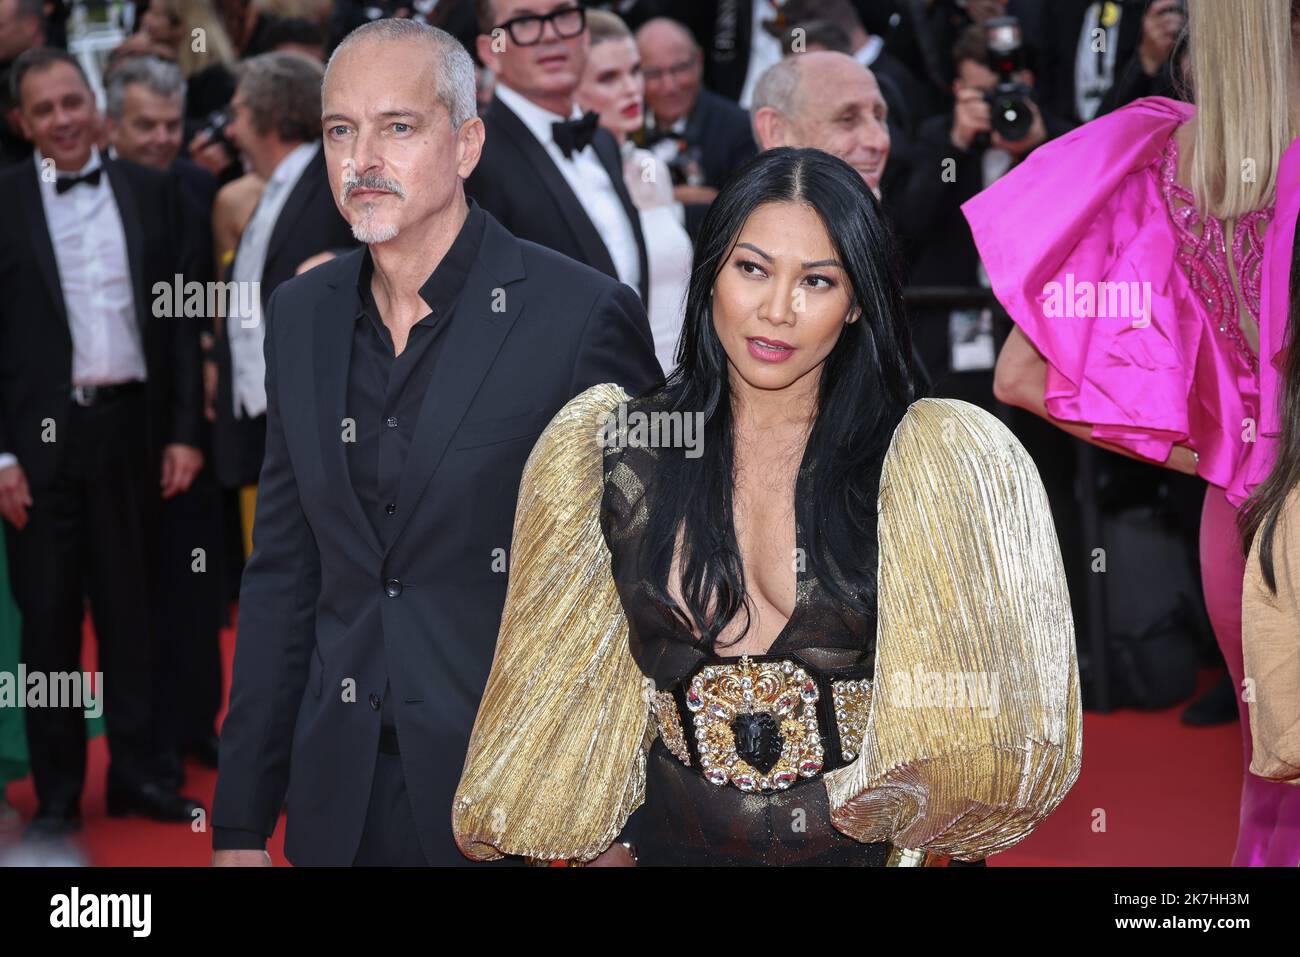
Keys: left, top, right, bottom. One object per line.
{"left": 895, "top": 21, "right": 1068, "bottom": 401}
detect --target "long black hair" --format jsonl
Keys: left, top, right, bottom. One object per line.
{"left": 1239, "top": 213, "right": 1300, "bottom": 588}
{"left": 641, "top": 146, "right": 918, "bottom": 649}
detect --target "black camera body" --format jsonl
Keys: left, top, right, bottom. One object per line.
{"left": 982, "top": 16, "right": 1034, "bottom": 143}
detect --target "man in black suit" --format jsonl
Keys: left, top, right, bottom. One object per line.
{"left": 209, "top": 52, "right": 356, "bottom": 510}
{"left": 0, "top": 48, "right": 205, "bottom": 837}
{"left": 635, "top": 16, "right": 757, "bottom": 230}
{"left": 211, "top": 19, "right": 661, "bottom": 866}
{"left": 104, "top": 53, "right": 227, "bottom": 784}
{"left": 467, "top": 0, "right": 649, "bottom": 306}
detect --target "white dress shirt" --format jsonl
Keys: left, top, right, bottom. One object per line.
{"left": 40, "top": 148, "right": 145, "bottom": 388}
{"left": 738, "top": 0, "right": 786, "bottom": 109}
{"left": 227, "top": 140, "right": 319, "bottom": 419}
{"left": 494, "top": 82, "right": 641, "bottom": 295}
{"left": 0, "top": 150, "right": 146, "bottom": 473}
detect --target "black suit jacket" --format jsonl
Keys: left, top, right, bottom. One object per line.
{"left": 0, "top": 157, "right": 202, "bottom": 487}
{"left": 212, "top": 143, "right": 357, "bottom": 487}
{"left": 466, "top": 93, "right": 650, "bottom": 306}
{"left": 211, "top": 209, "right": 663, "bottom": 865}
{"left": 682, "top": 88, "right": 758, "bottom": 190}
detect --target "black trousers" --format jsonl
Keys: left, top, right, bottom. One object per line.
{"left": 351, "top": 750, "right": 430, "bottom": 866}
{"left": 4, "top": 392, "right": 160, "bottom": 809}
{"left": 153, "top": 421, "right": 224, "bottom": 760}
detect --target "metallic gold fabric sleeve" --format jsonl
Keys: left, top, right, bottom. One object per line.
{"left": 452, "top": 383, "right": 653, "bottom": 862}
{"left": 824, "top": 398, "right": 1082, "bottom": 860}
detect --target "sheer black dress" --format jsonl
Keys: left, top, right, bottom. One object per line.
{"left": 599, "top": 390, "right": 891, "bottom": 866}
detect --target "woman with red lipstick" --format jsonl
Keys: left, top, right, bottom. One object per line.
{"left": 454, "top": 148, "right": 1081, "bottom": 867}
{"left": 576, "top": 10, "right": 693, "bottom": 375}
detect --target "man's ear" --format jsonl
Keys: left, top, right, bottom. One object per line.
{"left": 456, "top": 115, "right": 487, "bottom": 179}
{"left": 11, "top": 105, "right": 32, "bottom": 142}
{"left": 751, "top": 106, "right": 788, "bottom": 150}
{"left": 475, "top": 32, "right": 501, "bottom": 74}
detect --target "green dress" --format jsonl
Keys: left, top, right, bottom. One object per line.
{"left": 0, "top": 538, "right": 27, "bottom": 787}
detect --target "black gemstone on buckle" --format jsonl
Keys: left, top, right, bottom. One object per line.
{"left": 731, "top": 712, "right": 783, "bottom": 774}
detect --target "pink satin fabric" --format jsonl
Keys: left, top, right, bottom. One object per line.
{"left": 963, "top": 96, "right": 1263, "bottom": 506}
{"left": 964, "top": 96, "right": 1300, "bottom": 865}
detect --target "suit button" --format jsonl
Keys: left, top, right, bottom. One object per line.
{"left": 385, "top": 416, "right": 398, "bottom": 429}
{"left": 385, "top": 578, "right": 402, "bottom": 597}
{"left": 369, "top": 693, "right": 381, "bottom": 710}
{"left": 385, "top": 503, "right": 396, "bottom": 515}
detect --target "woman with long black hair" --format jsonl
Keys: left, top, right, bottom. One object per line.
{"left": 452, "top": 148, "right": 1081, "bottom": 866}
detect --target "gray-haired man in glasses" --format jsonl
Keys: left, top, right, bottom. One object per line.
{"left": 467, "top": 0, "right": 650, "bottom": 308}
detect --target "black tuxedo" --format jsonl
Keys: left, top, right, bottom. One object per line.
{"left": 0, "top": 158, "right": 201, "bottom": 484}
{"left": 679, "top": 88, "right": 758, "bottom": 189}
{"left": 212, "top": 207, "right": 663, "bottom": 865}
{"left": 0, "top": 155, "right": 202, "bottom": 811}
{"left": 466, "top": 93, "right": 650, "bottom": 306}
{"left": 212, "top": 144, "right": 357, "bottom": 488}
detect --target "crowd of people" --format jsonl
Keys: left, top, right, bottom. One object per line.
{"left": 0, "top": 0, "right": 1295, "bottom": 867}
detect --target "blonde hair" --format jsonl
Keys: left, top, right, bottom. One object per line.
{"left": 1187, "top": 0, "right": 1297, "bottom": 219}
{"left": 159, "top": 0, "right": 237, "bottom": 77}
{"left": 586, "top": 8, "right": 633, "bottom": 46}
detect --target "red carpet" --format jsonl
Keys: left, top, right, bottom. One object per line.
{"left": 0, "top": 613, "right": 1242, "bottom": 865}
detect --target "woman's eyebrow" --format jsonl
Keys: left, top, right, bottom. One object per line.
{"left": 743, "top": 243, "right": 842, "bottom": 269}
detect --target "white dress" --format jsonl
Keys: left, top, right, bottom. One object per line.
{"left": 622, "top": 144, "right": 693, "bottom": 376}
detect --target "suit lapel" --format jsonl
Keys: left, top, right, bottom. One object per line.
{"left": 384, "top": 214, "right": 526, "bottom": 553}
{"left": 103, "top": 160, "right": 149, "bottom": 337}
{"left": 486, "top": 96, "right": 619, "bottom": 279}
{"left": 19, "top": 164, "right": 68, "bottom": 330}
{"left": 264, "top": 144, "right": 322, "bottom": 289}
{"left": 312, "top": 249, "right": 384, "bottom": 557}
{"left": 591, "top": 129, "right": 649, "bottom": 305}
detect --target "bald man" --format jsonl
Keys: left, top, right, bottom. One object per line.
{"left": 751, "top": 51, "right": 891, "bottom": 199}
{"left": 636, "top": 17, "right": 757, "bottom": 213}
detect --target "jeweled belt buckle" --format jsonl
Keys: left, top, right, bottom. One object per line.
{"left": 652, "top": 656, "right": 872, "bottom": 793}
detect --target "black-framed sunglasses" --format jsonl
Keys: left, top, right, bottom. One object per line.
{"left": 490, "top": 5, "right": 586, "bottom": 46}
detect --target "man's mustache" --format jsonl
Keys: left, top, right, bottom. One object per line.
{"left": 342, "top": 174, "right": 406, "bottom": 201}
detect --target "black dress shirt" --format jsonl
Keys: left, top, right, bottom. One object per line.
{"left": 213, "top": 202, "right": 486, "bottom": 852}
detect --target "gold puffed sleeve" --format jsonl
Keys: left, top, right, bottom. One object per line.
{"left": 452, "top": 383, "right": 653, "bottom": 862}
{"left": 824, "top": 398, "right": 1082, "bottom": 861}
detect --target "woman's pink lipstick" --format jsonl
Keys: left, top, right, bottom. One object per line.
{"left": 746, "top": 336, "right": 796, "bottom": 363}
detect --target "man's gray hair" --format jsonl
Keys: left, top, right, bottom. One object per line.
{"left": 104, "top": 56, "right": 186, "bottom": 120}
{"left": 326, "top": 18, "right": 477, "bottom": 129}
{"left": 751, "top": 56, "right": 804, "bottom": 141}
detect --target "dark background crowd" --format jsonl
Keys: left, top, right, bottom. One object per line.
{"left": 0, "top": 0, "right": 1216, "bottom": 840}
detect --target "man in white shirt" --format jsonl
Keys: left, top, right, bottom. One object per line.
{"left": 209, "top": 52, "right": 355, "bottom": 524}
{"left": 0, "top": 47, "right": 205, "bottom": 838}
{"left": 467, "top": 0, "right": 650, "bottom": 308}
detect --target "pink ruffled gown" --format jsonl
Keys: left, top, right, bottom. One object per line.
{"left": 963, "top": 95, "right": 1300, "bottom": 865}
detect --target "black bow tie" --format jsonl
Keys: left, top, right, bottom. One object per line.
{"left": 552, "top": 111, "right": 600, "bottom": 159}
{"left": 55, "top": 167, "right": 103, "bottom": 194}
